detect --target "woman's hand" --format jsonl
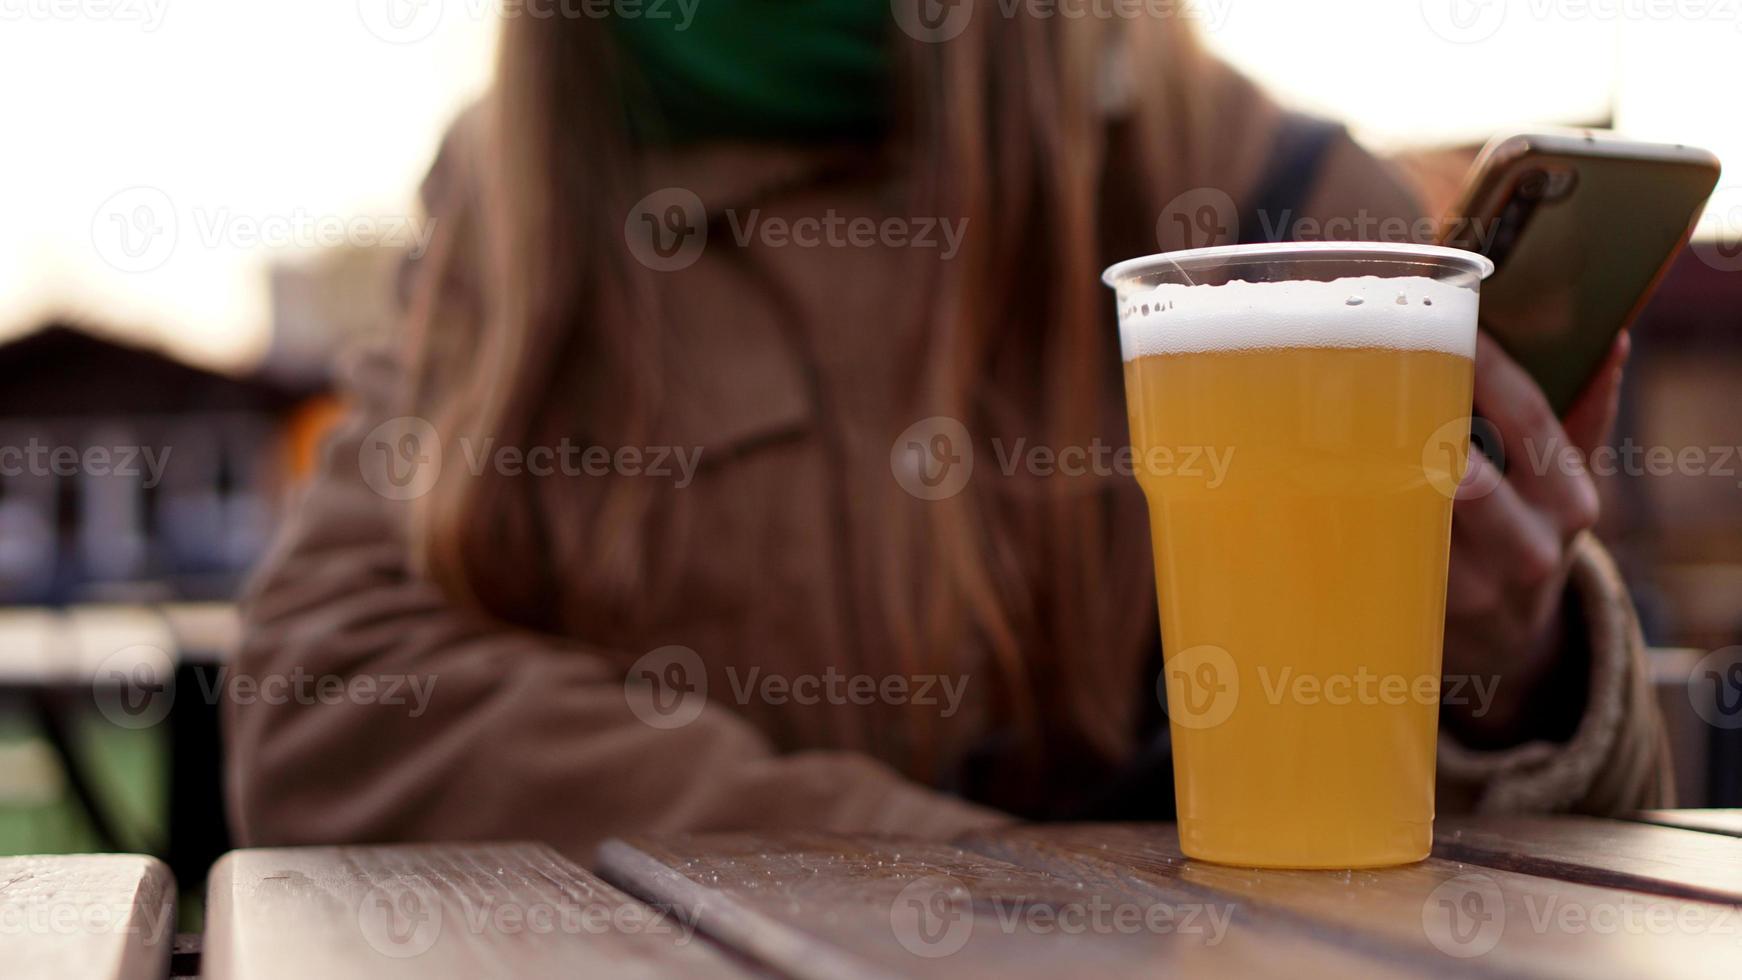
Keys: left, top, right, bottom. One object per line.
{"left": 1440, "top": 330, "right": 1631, "bottom": 744}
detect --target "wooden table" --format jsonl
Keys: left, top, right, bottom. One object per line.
{"left": 201, "top": 842, "right": 745, "bottom": 979}
{"left": 183, "top": 813, "right": 1742, "bottom": 979}
{"left": 598, "top": 820, "right": 1742, "bottom": 979}
{"left": 15, "top": 813, "right": 1733, "bottom": 977}
{"left": 0, "top": 853, "right": 174, "bottom": 980}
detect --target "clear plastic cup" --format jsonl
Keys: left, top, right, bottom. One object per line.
{"left": 1104, "top": 242, "right": 1494, "bottom": 868}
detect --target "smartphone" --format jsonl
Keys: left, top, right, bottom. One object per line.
{"left": 1439, "top": 131, "right": 1720, "bottom": 415}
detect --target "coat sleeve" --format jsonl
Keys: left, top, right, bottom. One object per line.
{"left": 223, "top": 343, "right": 1008, "bottom": 865}
{"left": 1436, "top": 533, "right": 1675, "bottom": 813}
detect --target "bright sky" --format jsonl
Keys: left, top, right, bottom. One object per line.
{"left": 0, "top": 0, "right": 498, "bottom": 368}
{"left": 0, "top": 0, "right": 1734, "bottom": 369}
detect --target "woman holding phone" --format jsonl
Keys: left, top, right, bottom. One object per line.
{"left": 226, "top": 9, "right": 1668, "bottom": 860}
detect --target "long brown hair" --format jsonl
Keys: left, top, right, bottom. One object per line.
{"left": 407, "top": 10, "right": 1220, "bottom": 779}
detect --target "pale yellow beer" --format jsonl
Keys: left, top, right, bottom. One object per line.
{"left": 1106, "top": 245, "right": 1491, "bottom": 868}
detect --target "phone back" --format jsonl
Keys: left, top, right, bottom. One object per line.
{"left": 1442, "top": 133, "right": 1719, "bottom": 414}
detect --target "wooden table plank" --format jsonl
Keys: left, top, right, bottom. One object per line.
{"left": 1629, "top": 809, "right": 1742, "bottom": 839}
{"left": 202, "top": 842, "right": 745, "bottom": 980}
{"left": 599, "top": 832, "right": 1435, "bottom": 979}
{"left": 0, "top": 854, "right": 175, "bottom": 980}
{"left": 1434, "top": 815, "right": 1742, "bottom": 905}
{"left": 964, "top": 823, "right": 1741, "bottom": 980}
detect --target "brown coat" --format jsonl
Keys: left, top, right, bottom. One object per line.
{"left": 225, "top": 69, "right": 1671, "bottom": 865}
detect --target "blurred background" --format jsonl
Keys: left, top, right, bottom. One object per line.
{"left": 1, "top": 0, "right": 1739, "bottom": 921}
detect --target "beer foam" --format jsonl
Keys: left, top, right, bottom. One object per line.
{"left": 1117, "top": 275, "right": 1476, "bottom": 360}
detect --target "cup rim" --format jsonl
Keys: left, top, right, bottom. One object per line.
{"left": 1101, "top": 241, "right": 1496, "bottom": 288}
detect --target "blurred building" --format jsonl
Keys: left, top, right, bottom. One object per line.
{"left": 0, "top": 325, "right": 311, "bottom": 605}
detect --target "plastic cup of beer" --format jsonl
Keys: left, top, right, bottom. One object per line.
{"left": 1104, "top": 242, "right": 1495, "bottom": 868}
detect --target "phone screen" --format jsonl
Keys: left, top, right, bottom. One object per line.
{"left": 1443, "top": 142, "right": 1719, "bottom": 414}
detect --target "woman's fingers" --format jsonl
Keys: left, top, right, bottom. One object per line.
{"left": 1470, "top": 331, "right": 1600, "bottom": 534}
{"left": 1453, "top": 450, "right": 1569, "bottom": 594}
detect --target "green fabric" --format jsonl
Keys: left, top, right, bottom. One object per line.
{"left": 611, "top": 1, "right": 890, "bottom": 143}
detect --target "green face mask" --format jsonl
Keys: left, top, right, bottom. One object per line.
{"left": 610, "top": 1, "right": 891, "bottom": 143}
